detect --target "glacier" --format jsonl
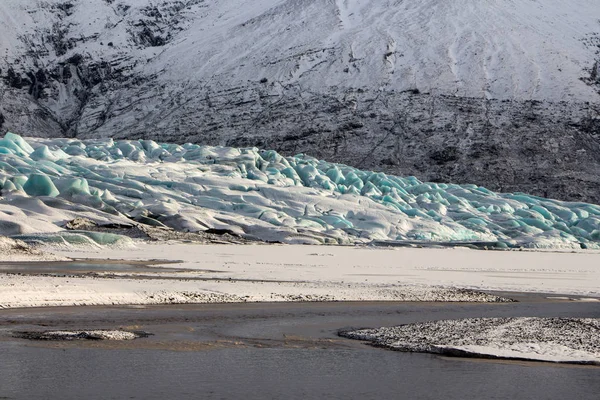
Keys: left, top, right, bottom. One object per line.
{"left": 1, "top": 133, "right": 600, "bottom": 249}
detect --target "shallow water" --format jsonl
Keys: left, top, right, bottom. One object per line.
{"left": 0, "top": 301, "right": 599, "bottom": 399}
{"left": 0, "top": 261, "right": 184, "bottom": 275}
{"left": 1, "top": 344, "right": 599, "bottom": 400}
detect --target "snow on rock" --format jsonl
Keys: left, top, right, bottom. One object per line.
{"left": 1, "top": 133, "right": 600, "bottom": 248}
{"left": 1, "top": 0, "right": 598, "bottom": 110}
{"left": 342, "top": 317, "right": 600, "bottom": 365}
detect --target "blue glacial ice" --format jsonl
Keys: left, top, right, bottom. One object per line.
{"left": 0, "top": 132, "right": 599, "bottom": 249}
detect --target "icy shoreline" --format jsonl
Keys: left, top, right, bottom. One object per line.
{"left": 1, "top": 243, "right": 599, "bottom": 309}
{"left": 341, "top": 317, "right": 600, "bottom": 365}
{"left": 0, "top": 266, "right": 512, "bottom": 310}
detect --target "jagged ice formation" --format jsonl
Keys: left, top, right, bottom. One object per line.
{"left": 1, "top": 133, "right": 600, "bottom": 249}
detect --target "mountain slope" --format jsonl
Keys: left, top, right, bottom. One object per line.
{"left": 1, "top": 0, "right": 599, "bottom": 201}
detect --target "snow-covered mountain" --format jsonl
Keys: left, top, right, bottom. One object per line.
{"left": 1, "top": 0, "right": 599, "bottom": 201}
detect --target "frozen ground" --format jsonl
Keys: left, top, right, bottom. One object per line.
{"left": 1, "top": 243, "right": 599, "bottom": 309}
{"left": 342, "top": 317, "right": 600, "bottom": 365}
{"left": 60, "top": 243, "right": 600, "bottom": 297}
{"left": 0, "top": 244, "right": 516, "bottom": 309}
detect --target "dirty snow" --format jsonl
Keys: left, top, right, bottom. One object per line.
{"left": 342, "top": 317, "right": 600, "bottom": 365}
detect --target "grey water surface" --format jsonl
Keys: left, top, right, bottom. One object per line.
{"left": 0, "top": 300, "right": 599, "bottom": 399}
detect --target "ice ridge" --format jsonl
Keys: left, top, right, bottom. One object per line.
{"left": 1, "top": 133, "right": 599, "bottom": 248}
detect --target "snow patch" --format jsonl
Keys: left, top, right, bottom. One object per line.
{"left": 342, "top": 317, "right": 600, "bottom": 365}
{"left": 15, "top": 330, "right": 147, "bottom": 341}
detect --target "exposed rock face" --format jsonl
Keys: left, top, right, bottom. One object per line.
{"left": 1, "top": 0, "right": 599, "bottom": 202}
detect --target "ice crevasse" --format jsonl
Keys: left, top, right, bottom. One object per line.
{"left": 0, "top": 132, "right": 599, "bottom": 248}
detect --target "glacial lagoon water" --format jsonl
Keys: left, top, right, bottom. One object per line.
{"left": 0, "top": 301, "right": 598, "bottom": 399}
{"left": 1, "top": 343, "right": 599, "bottom": 400}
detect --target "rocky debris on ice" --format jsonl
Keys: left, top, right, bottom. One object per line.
{"left": 341, "top": 317, "right": 600, "bottom": 365}
{"left": 63, "top": 217, "right": 251, "bottom": 244}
